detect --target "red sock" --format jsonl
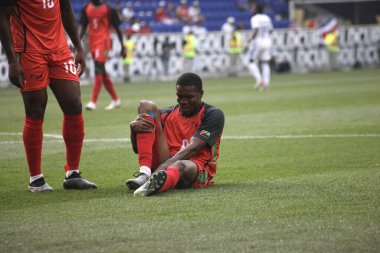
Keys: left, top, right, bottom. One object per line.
{"left": 91, "top": 75, "right": 103, "bottom": 103}
{"left": 158, "top": 167, "right": 180, "bottom": 192}
{"left": 137, "top": 116, "right": 155, "bottom": 168}
{"left": 63, "top": 114, "right": 84, "bottom": 172}
{"left": 103, "top": 75, "right": 118, "bottom": 100}
{"left": 23, "top": 117, "right": 43, "bottom": 176}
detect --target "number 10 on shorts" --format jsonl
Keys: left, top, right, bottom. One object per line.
{"left": 64, "top": 61, "right": 77, "bottom": 75}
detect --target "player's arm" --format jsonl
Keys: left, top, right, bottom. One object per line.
{"left": 60, "top": 0, "right": 86, "bottom": 76}
{"left": 78, "top": 7, "right": 88, "bottom": 40}
{"left": 0, "top": 1, "right": 23, "bottom": 88}
{"left": 110, "top": 7, "right": 126, "bottom": 58}
{"left": 157, "top": 137, "right": 208, "bottom": 170}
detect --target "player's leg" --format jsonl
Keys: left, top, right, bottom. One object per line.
{"left": 123, "top": 61, "right": 130, "bottom": 82}
{"left": 247, "top": 45, "right": 263, "bottom": 88}
{"left": 49, "top": 78, "right": 97, "bottom": 190}
{"left": 126, "top": 100, "right": 170, "bottom": 190}
{"left": 260, "top": 45, "right": 271, "bottom": 89}
{"left": 22, "top": 88, "right": 53, "bottom": 192}
{"left": 85, "top": 51, "right": 104, "bottom": 110}
{"left": 100, "top": 51, "right": 120, "bottom": 110}
{"left": 19, "top": 52, "right": 53, "bottom": 192}
{"left": 134, "top": 160, "right": 198, "bottom": 197}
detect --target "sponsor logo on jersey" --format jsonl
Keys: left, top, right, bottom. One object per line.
{"left": 31, "top": 74, "right": 43, "bottom": 81}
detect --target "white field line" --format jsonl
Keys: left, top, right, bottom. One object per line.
{"left": 1, "top": 132, "right": 380, "bottom": 145}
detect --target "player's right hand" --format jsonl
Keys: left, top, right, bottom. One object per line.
{"left": 8, "top": 61, "right": 24, "bottom": 89}
{"left": 130, "top": 113, "right": 156, "bottom": 133}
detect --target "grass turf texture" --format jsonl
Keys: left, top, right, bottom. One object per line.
{"left": 0, "top": 69, "right": 379, "bottom": 252}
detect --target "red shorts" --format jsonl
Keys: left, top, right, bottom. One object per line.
{"left": 190, "top": 159, "right": 216, "bottom": 188}
{"left": 91, "top": 48, "right": 109, "bottom": 63}
{"left": 19, "top": 47, "right": 79, "bottom": 92}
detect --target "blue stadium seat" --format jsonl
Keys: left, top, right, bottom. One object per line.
{"left": 71, "top": 0, "right": 290, "bottom": 33}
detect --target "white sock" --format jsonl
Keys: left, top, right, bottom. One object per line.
{"left": 139, "top": 166, "right": 152, "bottom": 177}
{"left": 30, "top": 174, "right": 43, "bottom": 183}
{"left": 262, "top": 63, "right": 271, "bottom": 87}
{"left": 248, "top": 62, "right": 262, "bottom": 84}
{"left": 66, "top": 170, "right": 79, "bottom": 178}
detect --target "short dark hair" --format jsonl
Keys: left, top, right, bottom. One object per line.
{"left": 176, "top": 72, "right": 203, "bottom": 91}
{"left": 255, "top": 5, "right": 263, "bottom": 14}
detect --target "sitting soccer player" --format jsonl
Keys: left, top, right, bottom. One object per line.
{"left": 126, "top": 72, "right": 225, "bottom": 196}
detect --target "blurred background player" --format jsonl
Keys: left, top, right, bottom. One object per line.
{"left": 160, "top": 36, "right": 176, "bottom": 80}
{"left": 221, "top": 16, "right": 235, "bottom": 34}
{"left": 80, "top": 0, "right": 126, "bottom": 110}
{"left": 182, "top": 30, "right": 196, "bottom": 73}
{"left": 246, "top": 5, "right": 273, "bottom": 90}
{"left": 126, "top": 73, "right": 225, "bottom": 196}
{"left": 321, "top": 18, "right": 340, "bottom": 71}
{"left": 123, "top": 32, "right": 135, "bottom": 82}
{"left": 228, "top": 28, "right": 243, "bottom": 77}
{"left": 0, "top": 0, "right": 97, "bottom": 192}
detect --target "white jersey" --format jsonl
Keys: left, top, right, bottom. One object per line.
{"left": 248, "top": 14, "right": 273, "bottom": 62}
{"left": 250, "top": 14, "right": 273, "bottom": 42}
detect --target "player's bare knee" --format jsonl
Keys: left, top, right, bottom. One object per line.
{"left": 138, "top": 100, "right": 158, "bottom": 114}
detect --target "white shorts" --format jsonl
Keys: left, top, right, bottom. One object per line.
{"left": 249, "top": 39, "right": 272, "bottom": 62}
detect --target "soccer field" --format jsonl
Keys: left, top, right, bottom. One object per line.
{"left": 0, "top": 69, "right": 379, "bottom": 252}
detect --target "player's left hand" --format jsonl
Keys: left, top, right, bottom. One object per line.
{"left": 75, "top": 49, "right": 86, "bottom": 77}
{"left": 8, "top": 60, "right": 24, "bottom": 89}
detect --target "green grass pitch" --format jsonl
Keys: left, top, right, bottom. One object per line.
{"left": 0, "top": 69, "right": 379, "bottom": 252}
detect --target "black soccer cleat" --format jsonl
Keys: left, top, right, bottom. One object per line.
{"left": 133, "top": 170, "right": 167, "bottom": 197}
{"left": 126, "top": 172, "right": 150, "bottom": 190}
{"left": 29, "top": 177, "right": 53, "bottom": 192}
{"left": 63, "top": 172, "right": 97, "bottom": 190}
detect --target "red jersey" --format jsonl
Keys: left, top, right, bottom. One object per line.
{"left": 10, "top": 0, "right": 68, "bottom": 53}
{"left": 160, "top": 103, "right": 225, "bottom": 178}
{"left": 82, "top": 3, "right": 113, "bottom": 52}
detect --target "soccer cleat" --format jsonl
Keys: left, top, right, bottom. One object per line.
{"left": 254, "top": 80, "right": 264, "bottom": 90}
{"left": 126, "top": 172, "right": 149, "bottom": 190}
{"left": 105, "top": 99, "right": 121, "bottom": 110}
{"left": 134, "top": 170, "right": 167, "bottom": 197}
{"left": 85, "top": 101, "right": 96, "bottom": 110}
{"left": 29, "top": 177, "right": 53, "bottom": 192}
{"left": 63, "top": 171, "right": 97, "bottom": 190}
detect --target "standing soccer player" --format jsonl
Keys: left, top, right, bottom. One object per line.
{"left": 80, "top": 0, "right": 126, "bottom": 111}
{"left": 246, "top": 5, "right": 273, "bottom": 90}
{"left": 126, "top": 72, "right": 225, "bottom": 197}
{"left": 0, "top": 0, "right": 97, "bottom": 192}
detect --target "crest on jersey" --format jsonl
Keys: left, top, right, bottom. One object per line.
{"left": 200, "top": 130, "right": 210, "bottom": 138}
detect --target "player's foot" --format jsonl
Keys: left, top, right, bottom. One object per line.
{"left": 254, "top": 80, "right": 264, "bottom": 90}
{"left": 134, "top": 170, "right": 167, "bottom": 197}
{"left": 63, "top": 172, "right": 97, "bottom": 190}
{"left": 29, "top": 177, "right": 53, "bottom": 192}
{"left": 126, "top": 172, "right": 149, "bottom": 190}
{"left": 105, "top": 99, "right": 121, "bottom": 110}
{"left": 85, "top": 101, "right": 96, "bottom": 110}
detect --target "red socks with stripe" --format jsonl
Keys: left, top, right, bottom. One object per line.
{"left": 91, "top": 74, "right": 103, "bottom": 103}
{"left": 63, "top": 114, "right": 84, "bottom": 172}
{"left": 158, "top": 167, "right": 180, "bottom": 192}
{"left": 23, "top": 117, "right": 43, "bottom": 176}
{"left": 103, "top": 75, "right": 118, "bottom": 100}
{"left": 136, "top": 116, "right": 155, "bottom": 168}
